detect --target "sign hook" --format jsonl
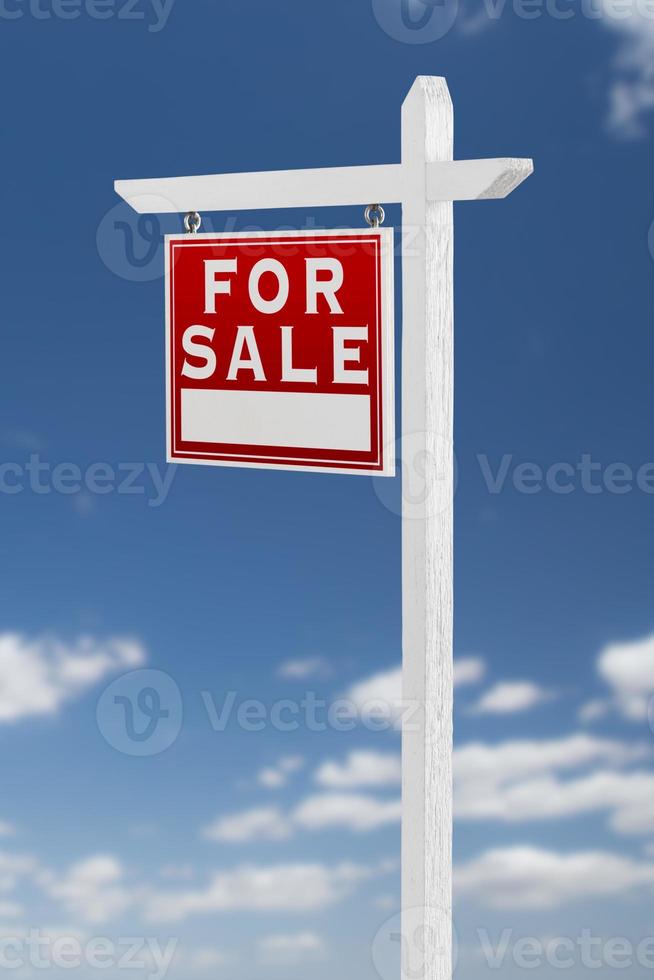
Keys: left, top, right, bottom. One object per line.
{"left": 365, "top": 204, "right": 385, "bottom": 228}
{"left": 184, "top": 211, "right": 202, "bottom": 234}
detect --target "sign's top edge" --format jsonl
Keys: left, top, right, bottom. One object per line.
{"left": 164, "top": 227, "right": 394, "bottom": 243}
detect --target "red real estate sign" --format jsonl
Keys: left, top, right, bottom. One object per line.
{"left": 165, "top": 229, "right": 395, "bottom": 475}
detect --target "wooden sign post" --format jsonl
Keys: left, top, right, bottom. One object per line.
{"left": 115, "top": 76, "right": 532, "bottom": 980}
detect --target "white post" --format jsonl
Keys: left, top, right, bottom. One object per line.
{"left": 401, "top": 76, "right": 454, "bottom": 980}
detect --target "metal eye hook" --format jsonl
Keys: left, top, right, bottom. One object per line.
{"left": 184, "top": 211, "right": 202, "bottom": 234}
{"left": 365, "top": 204, "right": 385, "bottom": 228}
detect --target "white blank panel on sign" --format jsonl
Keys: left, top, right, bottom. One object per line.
{"left": 181, "top": 389, "right": 371, "bottom": 452}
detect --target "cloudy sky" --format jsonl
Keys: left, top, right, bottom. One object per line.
{"left": 1, "top": 0, "right": 654, "bottom": 978}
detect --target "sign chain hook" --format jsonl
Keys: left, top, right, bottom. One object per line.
{"left": 184, "top": 211, "right": 202, "bottom": 234}
{"left": 365, "top": 204, "right": 385, "bottom": 228}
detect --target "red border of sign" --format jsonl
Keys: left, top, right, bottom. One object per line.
{"left": 165, "top": 229, "right": 395, "bottom": 477}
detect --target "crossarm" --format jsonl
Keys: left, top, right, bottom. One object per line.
{"left": 114, "top": 157, "right": 532, "bottom": 214}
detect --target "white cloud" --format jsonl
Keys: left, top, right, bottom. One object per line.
{"left": 258, "top": 931, "right": 325, "bottom": 964}
{"left": 202, "top": 806, "right": 291, "bottom": 843}
{"left": 144, "top": 862, "right": 372, "bottom": 922}
{"left": 258, "top": 768, "right": 286, "bottom": 789}
{"left": 315, "top": 750, "right": 401, "bottom": 789}
{"left": 610, "top": 784, "right": 654, "bottom": 835}
{"left": 204, "top": 789, "right": 401, "bottom": 841}
{"left": 41, "top": 855, "right": 136, "bottom": 925}
{"left": 0, "top": 851, "right": 38, "bottom": 894}
{"left": 345, "top": 666, "right": 403, "bottom": 726}
{"left": 277, "top": 657, "right": 330, "bottom": 680}
{"left": 455, "top": 733, "right": 649, "bottom": 830}
{"left": 594, "top": 633, "right": 654, "bottom": 720}
{"left": 293, "top": 793, "right": 401, "bottom": 832}
{"left": 1, "top": 843, "right": 390, "bottom": 930}
{"left": 204, "top": 732, "right": 654, "bottom": 848}
{"left": 183, "top": 948, "right": 228, "bottom": 970}
{"left": 454, "top": 657, "right": 486, "bottom": 686}
{"left": 0, "top": 824, "right": 16, "bottom": 839}
{"left": 0, "top": 924, "right": 92, "bottom": 967}
{"left": 0, "top": 902, "right": 23, "bottom": 918}
{"left": 599, "top": 7, "right": 654, "bottom": 138}
{"left": 469, "top": 681, "right": 555, "bottom": 714}
{"left": 0, "top": 633, "right": 145, "bottom": 723}
{"left": 258, "top": 755, "right": 304, "bottom": 789}
{"left": 462, "top": 769, "right": 654, "bottom": 834}
{"left": 159, "top": 864, "right": 195, "bottom": 881}
{"left": 578, "top": 698, "right": 611, "bottom": 723}
{"left": 455, "top": 845, "right": 654, "bottom": 909}
{"left": 455, "top": 733, "right": 643, "bottom": 788}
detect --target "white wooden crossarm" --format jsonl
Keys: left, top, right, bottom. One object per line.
{"left": 114, "top": 157, "right": 532, "bottom": 213}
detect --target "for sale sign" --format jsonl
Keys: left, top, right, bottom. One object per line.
{"left": 165, "top": 229, "right": 394, "bottom": 475}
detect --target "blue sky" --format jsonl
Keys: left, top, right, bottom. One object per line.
{"left": 1, "top": 0, "right": 654, "bottom": 977}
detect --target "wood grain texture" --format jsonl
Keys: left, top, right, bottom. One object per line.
{"left": 427, "top": 157, "right": 533, "bottom": 201}
{"left": 401, "top": 76, "right": 454, "bottom": 980}
{"left": 114, "top": 164, "right": 403, "bottom": 214}
{"left": 114, "top": 159, "right": 532, "bottom": 213}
